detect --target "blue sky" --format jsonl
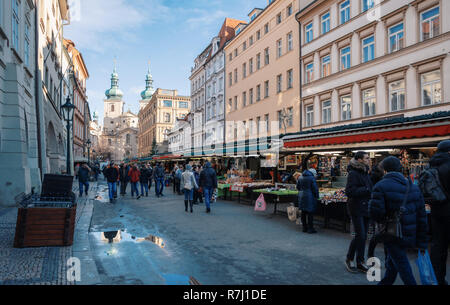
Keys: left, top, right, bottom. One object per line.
{"left": 64, "top": 0, "right": 269, "bottom": 123}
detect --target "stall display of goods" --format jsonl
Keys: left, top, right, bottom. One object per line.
{"left": 229, "top": 181, "right": 274, "bottom": 192}
{"left": 254, "top": 187, "right": 299, "bottom": 196}
{"left": 319, "top": 188, "right": 347, "bottom": 204}
{"left": 340, "top": 158, "right": 350, "bottom": 177}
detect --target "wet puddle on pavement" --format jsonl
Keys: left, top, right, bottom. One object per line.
{"left": 92, "top": 230, "right": 165, "bottom": 248}
{"left": 94, "top": 188, "right": 111, "bottom": 203}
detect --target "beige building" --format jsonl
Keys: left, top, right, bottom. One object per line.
{"left": 296, "top": 0, "right": 450, "bottom": 132}
{"left": 138, "top": 89, "right": 190, "bottom": 157}
{"left": 224, "top": 0, "right": 305, "bottom": 149}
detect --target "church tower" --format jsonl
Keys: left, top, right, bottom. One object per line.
{"left": 139, "top": 61, "right": 155, "bottom": 111}
{"left": 104, "top": 62, "right": 124, "bottom": 119}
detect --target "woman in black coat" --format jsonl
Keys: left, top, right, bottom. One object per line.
{"left": 369, "top": 156, "right": 428, "bottom": 285}
{"left": 297, "top": 169, "right": 319, "bottom": 234}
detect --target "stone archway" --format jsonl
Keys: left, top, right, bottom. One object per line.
{"left": 46, "top": 122, "right": 59, "bottom": 174}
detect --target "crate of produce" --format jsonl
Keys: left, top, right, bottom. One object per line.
{"left": 13, "top": 175, "right": 76, "bottom": 248}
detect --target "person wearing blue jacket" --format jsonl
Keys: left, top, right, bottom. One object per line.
{"left": 297, "top": 168, "right": 319, "bottom": 234}
{"left": 369, "top": 156, "right": 428, "bottom": 285}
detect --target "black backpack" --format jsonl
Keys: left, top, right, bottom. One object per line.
{"left": 419, "top": 167, "right": 449, "bottom": 205}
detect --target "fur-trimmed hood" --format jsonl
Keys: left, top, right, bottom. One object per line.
{"left": 348, "top": 158, "right": 368, "bottom": 173}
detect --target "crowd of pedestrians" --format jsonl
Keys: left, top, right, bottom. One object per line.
{"left": 295, "top": 140, "right": 450, "bottom": 285}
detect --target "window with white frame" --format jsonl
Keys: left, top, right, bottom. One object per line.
{"left": 340, "top": 46, "right": 351, "bottom": 71}
{"left": 421, "top": 6, "right": 440, "bottom": 41}
{"left": 256, "top": 84, "right": 261, "bottom": 101}
{"left": 256, "top": 53, "right": 261, "bottom": 70}
{"left": 234, "top": 69, "right": 238, "bottom": 83}
{"left": 362, "top": 35, "right": 375, "bottom": 62}
{"left": 277, "top": 13, "right": 282, "bottom": 24}
{"left": 265, "top": 48, "right": 270, "bottom": 65}
{"left": 287, "top": 32, "right": 293, "bottom": 51}
{"left": 277, "top": 74, "right": 282, "bottom": 93}
{"left": 341, "top": 96, "right": 352, "bottom": 121}
{"left": 321, "top": 12, "right": 330, "bottom": 34}
{"left": 278, "top": 110, "right": 283, "bottom": 129}
{"left": 362, "top": 88, "right": 376, "bottom": 116}
{"left": 12, "top": 0, "right": 20, "bottom": 51}
{"left": 305, "top": 22, "right": 313, "bottom": 43}
{"left": 243, "top": 41, "right": 247, "bottom": 51}
{"left": 256, "top": 117, "right": 261, "bottom": 135}
{"left": 389, "top": 23, "right": 404, "bottom": 53}
{"left": 24, "top": 19, "right": 31, "bottom": 66}
{"left": 287, "top": 4, "right": 293, "bottom": 17}
{"left": 287, "top": 69, "right": 293, "bottom": 89}
{"left": 265, "top": 114, "right": 269, "bottom": 132}
{"left": 249, "top": 88, "right": 254, "bottom": 105}
{"left": 243, "top": 63, "right": 247, "bottom": 78}
{"left": 264, "top": 80, "right": 269, "bottom": 98}
{"left": 340, "top": 0, "right": 350, "bottom": 24}
{"left": 249, "top": 58, "right": 253, "bottom": 74}
{"left": 321, "top": 55, "right": 331, "bottom": 77}
{"left": 242, "top": 91, "right": 247, "bottom": 107}
{"left": 234, "top": 96, "right": 238, "bottom": 110}
{"left": 277, "top": 39, "right": 282, "bottom": 58}
{"left": 249, "top": 35, "right": 254, "bottom": 46}
{"left": 305, "top": 63, "right": 314, "bottom": 83}
{"left": 388, "top": 80, "right": 405, "bottom": 111}
{"left": 421, "top": 70, "right": 441, "bottom": 106}
{"left": 322, "top": 100, "right": 331, "bottom": 124}
{"left": 306, "top": 105, "right": 314, "bottom": 127}
{"left": 264, "top": 23, "right": 269, "bottom": 34}
{"left": 287, "top": 107, "right": 293, "bottom": 127}
{"left": 362, "top": 0, "right": 375, "bottom": 12}
{"left": 257, "top": 30, "right": 261, "bottom": 40}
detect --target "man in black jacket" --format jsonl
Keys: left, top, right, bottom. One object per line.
{"left": 153, "top": 163, "right": 165, "bottom": 197}
{"left": 429, "top": 140, "right": 450, "bottom": 285}
{"left": 104, "top": 162, "right": 120, "bottom": 203}
{"left": 199, "top": 162, "right": 217, "bottom": 213}
{"left": 345, "top": 151, "right": 373, "bottom": 273}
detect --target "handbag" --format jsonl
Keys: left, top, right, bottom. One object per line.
{"left": 380, "top": 179, "right": 410, "bottom": 241}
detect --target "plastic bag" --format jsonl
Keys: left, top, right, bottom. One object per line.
{"left": 287, "top": 205, "right": 298, "bottom": 222}
{"left": 416, "top": 250, "right": 438, "bottom": 285}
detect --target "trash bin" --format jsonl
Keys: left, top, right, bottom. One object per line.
{"left": 14, "top": 174, "right": 77, "bottom": 248}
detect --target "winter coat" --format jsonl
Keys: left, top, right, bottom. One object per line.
{"left": 194, "top": 171, "right": 200, "bottom": 185}
{"left": 369, "top": 172, "right": 428, "bottom": 249}
{"left": 175, "top": 168, "right": 183, "bottom": 180}
{"left": 128, "top": 168, "right": 141, "bottom": 183}
{"left": 345, "top": 158, "right": 373, "bottom": 217}
{"left": 104, "top": 166, "right": 119, "bottom": 183}
{"left": 429, "top": 152, "right": 450, "bottom": 216}
{"left": 296, "top": 170, "right": 319, "bottom": 213}
{"left": 370, "top": 164, "right": 384, "bottom": 186}
{"left": 153, "top": 165, "right": 165, "bottom": 180}
{"left": 77, "top": 166, "right": 90, "bottom": 183}
{"left": 139, "top": 168, "right": 150, "bottom": 184}
{"left": 181, "top": 170, "right": 198, "bottom": 190}
{"left": 119, "top": 166, "right": 131, "bottom": 182}
{"left": 199, "top": 163, "right": 218, "bottom": 188}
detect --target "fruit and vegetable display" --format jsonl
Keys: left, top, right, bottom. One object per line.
{"left": 319, "top": 188, "right": 347, "bottom": 204}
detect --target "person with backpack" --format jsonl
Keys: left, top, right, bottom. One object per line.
{"left": 297, "top": 166, "right": 319, "bottom": 234}
{"left": 344, "top": 151, "right": 373, "bottom": 273}
{"left": 104, "top": 161, "right": 120, "bottom": 203}
{"left": 128, "top": 164, "right": 141, "bottom": 199}
{"left": 199, "top": 162, "right": 217, "bottom": 213}
{"left": 153, "top": 162, "right": 165, "bottom": 198}
{"left": 139, "top": 164, "right": 150, "bottom": 197}
{"left": 420, "top": 140, "right": 450, "bottom": 285}
{"left": 181, "top": 165, "right": 198, "bottom": 213}
{"left": 77, "top": 163, "right": 91, "bottom": 197}
{"left": 369, "top": 156, "right": 428, "bottom": 285}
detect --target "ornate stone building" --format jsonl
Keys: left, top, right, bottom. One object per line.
{"left": 101, "top": 65, "right": 139, "bottom": 162}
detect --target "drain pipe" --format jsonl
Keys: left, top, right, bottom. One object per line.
{"left": 295, "top": 13, "right": 303, "bottom": 133}
{"left": 34, "top": 1, "right": 43, "bottom": 178}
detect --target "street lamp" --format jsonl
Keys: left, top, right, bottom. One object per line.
{"left": 86, "top": 138, "right": 92, "bottom": 165}
{"left": 61, "top": 95, "right": 75, "bottom": 175}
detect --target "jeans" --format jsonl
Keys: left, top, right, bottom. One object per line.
{"left": 107, "top": 182, "right": 117, "bottom": 200}
{"left": 130, "top": 182, "right": 139, "bottom": 196}
{"left": 148, "top": 179, "right": 152, "bottom": 190}
{"left": 140, "top": 182, "right": 149, "bottom": 196}
{"left": 430, "top": 214, "right": 450, "bottom": 285}
{"left": 156, "top": 178, "right": 165, "bottom": 196}
{"left": 79, "top": 181, "right": 89, "bottom": 196}
{"left": 183, "top": 188, "right": 194, "bottom": 201}
{"left": 379, "top": 242, "right": 417, "bottom": 285}
{"left": 347, "top": 215, "right": 369, "bottom": 264}
{"left": 203, "top": 187, "right": 213, "bottom": 210}
{"left": 120, "top": 180, "right": 128, "bottom": 195}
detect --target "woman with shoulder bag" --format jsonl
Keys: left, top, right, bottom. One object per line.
{"left": 297, "top": 166, "right": 319, "bottom": 234}
{"left": 369, "top": 156, "right": 428, "bottom": 285}
{"left": 181, "top": 165, "right": 199, "bottom": 213}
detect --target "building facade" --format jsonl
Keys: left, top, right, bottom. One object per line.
{"left": 102, "top": 66, "right": 139, "bottom": 162}
{"left": 0, "top": 0, "right": 41, "bottom": 206}
{"left": 138, "top": 89, "right": 191, "bottom": 157}
{"left": 38, "top": 0, "right": 70, "bottom": 174}
{"left": 224, "top": 0, "right": 303, "bottom": 148}
{"left": 296, "top": 0, "right": 449, "bottom": 132}
{"left": 168, "top": 115, "right": 191, "bottom": 156}
{"left": 63, "top": 39, "right": 89, "bottom": 163}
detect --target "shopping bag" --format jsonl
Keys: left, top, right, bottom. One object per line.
{"left": 415, "top": 250, "right": 438, "bottom": 285}
{"left": 254, "top": 193, "right": 266, "bottom": 211}
{"left": 287, "top": 205, "right": 299, "bottom": 222}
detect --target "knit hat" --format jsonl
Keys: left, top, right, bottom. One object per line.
{"left": 186, "top": 164, "right": 192, "bottom": 171}
{"left": 381, "top": 156, "right": 402, "bottom": 173}
{"left": 437, "top": 140, "right": 450, "bottom": 152}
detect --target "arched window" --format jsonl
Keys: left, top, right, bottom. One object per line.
{"left": 111, "top": 104, "right": 115, "bottom": 112}
{"left": 164, "top": 113, "right": 171, "bottom": 123}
